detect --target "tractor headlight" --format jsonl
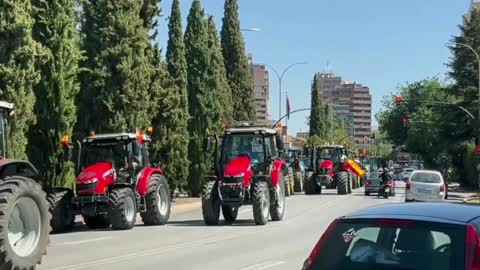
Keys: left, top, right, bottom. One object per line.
{"left": 83, "top": 178, "right": 98, "bottom": 184}
{"left": 224, "top": 173, "right": 244, "bottom": 178}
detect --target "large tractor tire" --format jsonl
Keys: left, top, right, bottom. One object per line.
{"left": 222, "top": 206, "right": 238, "bottom": 224}
{"left": 83, "top": 215, "right": 110, "bottom": 229}
{"left": 108, "top": 188, "right": 137, "bottom": 230}
{"left": 347, "top": 173, "right": 353, "bottom": 194}
{"left": 202, "top": 181, "right": 220, "bottom": 225}
{"left": 48, "top": 189, "right": 74, "bottom": 233}
{"left": 0, "top": 177, "right": 50, "bottom": 270}
{"left": 304, "top": 174, "right": 320, "bottom": 195}
{"left": 293, "top": 171, "right": 304, "bottom": 192}
{"left": 284, "top": 175, "right": 291, "bottom": 197}
{"left": 270, "top": 174, "right": 285, "bottom": 221}
{"left": 335, "top": 171, "right": 348, "bottom": 195}
{"left": 140, "top": 174, "right": 171, "bottom": 226}
{"left": 252, "top": 181, "right": 270, "bottom": 225}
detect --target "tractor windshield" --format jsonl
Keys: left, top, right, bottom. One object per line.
{"left": 221, "top": 134, "right": 265, "bottom": 166}
{"left": 82, "top": 141, "right": 129, "bottom": 171}
{"left": 318, "top": 148, "right": 341, "bottom": 164}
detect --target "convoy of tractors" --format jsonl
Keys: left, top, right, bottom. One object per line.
{"left": 0, "top": 104, "right": 365, "bottom": 270}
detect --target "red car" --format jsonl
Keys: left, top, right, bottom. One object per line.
{"left": 302, "top": 202, "right": 480, "bottom": 270}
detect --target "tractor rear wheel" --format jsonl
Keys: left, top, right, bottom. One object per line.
{"left": 83, "top": 215, "right": 110, "bottom": 229}
{"left": 222, "top": 206, "right": 238, "bottom": 224}
{"left": 202, "top": 181, "right": 220, "bottom": 225}
{"left": 108, "top": 188, "right": 137, "bottom": 230}
{"left": 48, "top": 189, "right": 74, "bottom": 233}
{"left": 284, "top": 175, "right": 291, "bottom": 197}
{"left": 347, "top": 173, "right": 353, "bottom": 194}
{"left": 0, "top": 177, "right": 50, "bottom": 270}
{"left": 335, "top": 171, "right": 348, "bottom": 195}
{"left": 140, "top": 174, "right": 171, "bottom": 226}
{"left": 270, "top": 173, "right": 285, "bottom": 221}
{"left": 252, "top": 181, "right": 270, "bottom": 225}
{"left": 293, "top": 171, "right": 303, "bottom": 192}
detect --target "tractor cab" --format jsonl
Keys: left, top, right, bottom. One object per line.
{"left": 78, "top": 133, "right": 149, "bottom": 185}
{"left": 0, "top": 101, "right": 14, "bottom": 158}
{"left": 220, "top": 126, "right": 281, "bottom": 177}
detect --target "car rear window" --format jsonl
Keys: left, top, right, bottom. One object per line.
{"left": 411, "top": 173, "right": 442, "bottom": 183}
{"left": 310, "top": 219, "right": 465, "bottom": 270}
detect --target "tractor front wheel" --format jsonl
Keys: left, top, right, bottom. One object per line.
{"left": 202, "top": 181, "right": 220, "bottom": 225}
{"left": 222, "top": 206, "right": 238, "bottom": 224}
{"left": 293, "top": 171, "right": 303, "bottom": 192}
{"left": 335, "top": 171, "right": 348, "bottom": 195}
{"left": 270, "top": 174, "right": 285, "bottom": 221}
{"left": 140, "top": 174, "right": 171, "bottom": 226}
{"left": 83, "top": 215, "right": 110, "bottom": 229}
{"left": 48, "top": 189, "right": 74, "bottom": 233}
{"left": 109, "top": 188, "right": 137, "bottom": 230}
{"left": 252, "top": 181, "right": 270, "bottom": 225}
{"left": 0, "top": 177, "right": 50, "bottom": 270}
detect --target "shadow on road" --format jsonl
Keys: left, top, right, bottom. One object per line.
{"left": 167, "top": 219, "right": 257, "bottom": 227}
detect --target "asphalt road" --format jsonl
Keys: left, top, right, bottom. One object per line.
{"left": 39, "top": 183, "right": 406, "bottom": 270}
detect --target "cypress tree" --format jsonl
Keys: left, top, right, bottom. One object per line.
{"left": 207, "top": 16, "right": 233, "bottom": 124}
{"left": 29, "top": 0, "right": 82, "bottom": 187}
{"left": 150, "top": 0, "right": 190, "bottom": 195}
{"left": 185, "top": 0, "right": 218, "bottom": 195}
{"left": 221, "top": 0, "right": 255, "bottom": 121}
{"left": 0, "top": 0, "right": 43, "bottom": 159}
{"left": 309, "top": 74, "right": 324, "bottom": 138}
{"left": 79, "top": 1, "right": 153, "bottom": 133}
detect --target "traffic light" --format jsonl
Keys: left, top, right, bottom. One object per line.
{"left": 395, "top": 96, "right": 402, "bottom": 105}
{"left": 402, "top": 117, "right": 408, "bottom": 127}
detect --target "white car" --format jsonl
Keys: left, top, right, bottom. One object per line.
{"left": 405, "top": 170, "right": 446, "bottom": 202}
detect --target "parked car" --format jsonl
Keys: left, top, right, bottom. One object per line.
{"left": 364, "top": 172, "right": 395, "bottom": 196}
{"left": 402, "top": 167, "right": 415, "bottom": 180}
{"left": 302, "top": 202, "right": 480, "bottom": 270}
{"left": 405, "top": 170, "right": 446, "bottom": 202}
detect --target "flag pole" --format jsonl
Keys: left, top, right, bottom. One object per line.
{"left": 286, "top": 93, "right": 289, "bottom": 144}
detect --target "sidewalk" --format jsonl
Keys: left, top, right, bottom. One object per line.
{"left": 447, "top": 183, "right": 478, "bottom": 202}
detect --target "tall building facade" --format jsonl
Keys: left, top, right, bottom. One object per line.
{"left": 250, "top": 63, "right": 269, "bottom": 121}
{"left": 313, "top": 73, "right": 372, "bottom": 144}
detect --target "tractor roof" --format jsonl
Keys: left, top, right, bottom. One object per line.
{"left": 0, "top": 101, "right": 13, "bottom": 111}
{"left": 318, "top": 144, "right": 344, "bottom": 149}
{"left": 83, "top": 133, "right": 151, "bottom": 143}
{"left": 224, "top": 127, "right": 278, "bottom": 135}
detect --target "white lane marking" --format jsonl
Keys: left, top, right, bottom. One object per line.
{"left": 239, "top": 261, "right": 285, "bottom": 270}
{"left": 58, "top": 237, "right": 112, "bottom": 246}
{"left": 285, "top": 196, "right": 345, "bottom": 225}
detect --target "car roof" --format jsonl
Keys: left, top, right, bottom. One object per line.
{"left": 410, "top": 170, "right": 441, "bottom": 175}
{"left": 344, "top": 203, "right": 480, "bottom": 224}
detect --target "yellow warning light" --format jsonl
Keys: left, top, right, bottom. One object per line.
{"left": 147, "top": 126, "right": 153, "bottom": 134}
{"left": 60, "top": 135, "right": 69, "bottom": 145}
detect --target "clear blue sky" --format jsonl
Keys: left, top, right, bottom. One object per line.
{"left": 158, "top": 0, "right": 471, "bottom": 134}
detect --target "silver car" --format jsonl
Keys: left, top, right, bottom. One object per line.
{"left": 405, "top": 170, "right": 446, "bottom": 202}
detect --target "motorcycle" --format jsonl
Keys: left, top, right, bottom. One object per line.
{"left": 378, "top": 180, "right": 393, "bottom": 199}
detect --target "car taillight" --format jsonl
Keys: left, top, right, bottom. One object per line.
{"left": 406, "top": 180, "right": 411, "bottom": 190}
{"left": 440, "top": 184, "right": 445, "bottom": 192}
{"left": 465, "top": 224, "right": 480, "bottom": 270}
{"left": 365, "top": 180, "right": 372, "bottom": 186}
{"left": 304, "top": 219, "right": 340, "bottom": 269}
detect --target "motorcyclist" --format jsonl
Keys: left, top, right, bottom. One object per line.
{"left": 379, "top": 162, "right": 392, "bottom": 195}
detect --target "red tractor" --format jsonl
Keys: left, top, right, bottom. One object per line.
{"left": 0, "top": 101, "right": 50, "bottom": 270}
{"left": 50, "top": 132, "right": 171, "bottom": 231}
{"left": 304, "top": 145, "right": 354, "bottom": 195}
{"left": 202, "top": 123, "right": 287, "bottom": 225}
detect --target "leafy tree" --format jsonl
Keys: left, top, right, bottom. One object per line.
{"left": 29, "top": 0, "right": 82, "bottom": 187}
{"left": 185, "top": 0, "right": 219, "bottom": 195}
{"left": 207, "top": 16, "right": 232, "bottom": 124}
{"left": 0, "top": 0, "right": 44, "bottom": 159}
{"left": 78, "top": 0, "right": 153, "bottom": 133}
{"left": 151, "top": 0, "right": 191, "bottom": 195}
{"left": 221, "top": 0, "right": 255, "bottom": 121}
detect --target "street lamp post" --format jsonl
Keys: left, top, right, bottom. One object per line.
{"left": 448, "top": 41, "right": 480, "bottom": 188}
{"left": 263, "top": 62, "right": 307, "bottom": 122}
